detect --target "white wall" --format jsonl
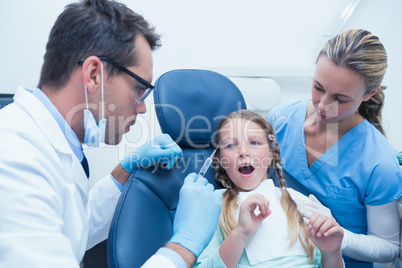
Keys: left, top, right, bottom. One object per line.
{"left": 0, "top": 1, "right": 72, "bottom": 93}
{"left": 340, "top": 0, "right": 402, "bottom": 153}
{"left": 0, "top": 0, "right": 401, "bottom": 183}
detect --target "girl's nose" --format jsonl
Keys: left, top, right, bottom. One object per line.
{"left": 239, "top": 144, "right": 250, "bottom": 158}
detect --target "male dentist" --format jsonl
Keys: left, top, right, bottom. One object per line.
{"left": 0, "top": 0, "right": 222, "bottom": 267}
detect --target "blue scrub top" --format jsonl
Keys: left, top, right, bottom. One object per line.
{"left": 267, "top": 99, "right": 402, "bottom": 268}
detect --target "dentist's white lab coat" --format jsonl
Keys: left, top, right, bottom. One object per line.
{"left": 0, "top": 87, "right": 180, "bottom": 268}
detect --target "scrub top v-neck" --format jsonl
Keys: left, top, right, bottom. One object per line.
{"left": 299, "top": 101, "right": 367, "bottom": 180}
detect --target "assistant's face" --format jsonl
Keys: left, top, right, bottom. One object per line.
{"left": 104, "top": 35, "right": 153, "bottom": 145}
{"left": 312, "top": 55, "right": 367, "bottom": 124}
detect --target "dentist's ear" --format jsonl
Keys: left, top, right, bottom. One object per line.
{"left": 81, "top": 56, "right": 102, "bottom": 94}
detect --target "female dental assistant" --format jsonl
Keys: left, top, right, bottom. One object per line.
{"left": 267, "top": 29, "right": 402, "bottom": 268}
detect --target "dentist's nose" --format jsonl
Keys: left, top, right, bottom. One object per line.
{"left": 135, "top": 101, "right": 147, "bottom": 114}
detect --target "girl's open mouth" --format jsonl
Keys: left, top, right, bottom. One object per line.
{"left": 239, "top": 164, "right": 254, "bottom": 175}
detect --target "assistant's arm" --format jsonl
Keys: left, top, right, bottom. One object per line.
{"left": 341, "top": 201, "right": 400, "bottom": 262}
{"left": 294, "top": 192, "right": 400, "bottom": 262}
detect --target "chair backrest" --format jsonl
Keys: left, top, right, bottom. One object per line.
{"left": 108, "top": 69, "right": 247, "bottom": 268}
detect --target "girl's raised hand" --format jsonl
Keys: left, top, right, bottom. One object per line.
{"left": 236, "top": 193, "right": 271, "bottom": 240}
{"left": 308, "top": 213, "right": 344, "bottom": 254}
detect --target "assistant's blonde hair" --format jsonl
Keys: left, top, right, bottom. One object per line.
{"left": 213, "top": 110, "right": 315, "bottom": 263}
{"left": 319, "top": 29, "right": 388, "bottom": 135}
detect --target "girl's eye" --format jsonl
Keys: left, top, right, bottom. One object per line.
{"left": 226, "top": 143, "right": 236, "bottom": 149}
{"left": 250, "top": 141, "right": 259, "bottom": 146}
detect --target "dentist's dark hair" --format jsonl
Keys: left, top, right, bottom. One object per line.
{"left": 213, "top": 110, "right": 315, "bottom": 263}
{"left": 318, "top": 29, "right": 387, "bottom": 135}
{"left": 38, "top": 0, "right": 161, "bottom": 90}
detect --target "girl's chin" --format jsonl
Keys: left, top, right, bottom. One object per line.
{"left": 239, "top": 172, "right": 253, "bottom": 178}
{"left": 239, "top": 185, "right": 259, "bottom": 192}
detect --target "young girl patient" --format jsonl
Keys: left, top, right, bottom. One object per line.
{"left": 195, "top": 110, "right": 344, "bottom": 268}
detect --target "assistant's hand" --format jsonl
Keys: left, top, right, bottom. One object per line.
{"left": 169, "top": 173, "right": 223, "bottom": 257}
{"left": 293, "top": 193, "right": 334, "bottom": 222}
{"left": 236, "top": 193, "right": 271, "bottom": 240}
{"left": 121, "top": 134, "right": 182, "bottom": 173}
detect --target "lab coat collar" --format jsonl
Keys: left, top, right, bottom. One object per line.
{"left": 33, "top": 87, "right": 83, "bottom": 161}
{"left": 13, "top": 87, "right": 89, "bottom": 196}
{"left": 14, "top": 87, "right": 72, "bottom": 155}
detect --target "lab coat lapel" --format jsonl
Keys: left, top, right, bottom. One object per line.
{"left": 69, "top": 154, "right": 89, "bottom": 205}
{"left": 14, "top": 87, "right": 89, "bottom": 198}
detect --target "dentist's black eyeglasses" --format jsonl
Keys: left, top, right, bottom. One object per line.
{"left": 78, "top": 56, "right": 154, "bottom": 104}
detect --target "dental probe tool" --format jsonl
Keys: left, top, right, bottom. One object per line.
{"left": 198, "top": 141, "right": 222, "bottom": 177}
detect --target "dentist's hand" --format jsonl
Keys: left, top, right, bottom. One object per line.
{"left": 121, "top": 134, "right": 182, "bottom": 173}
{"left": 169, "top": 173, "right": 224, "bottom": 257}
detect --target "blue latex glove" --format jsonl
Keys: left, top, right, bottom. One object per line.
{"left": 168, "top": 173, "right": 224, "bottom": 257}
{"left": 121, "top": 134, "right": 182, "bottom": 173}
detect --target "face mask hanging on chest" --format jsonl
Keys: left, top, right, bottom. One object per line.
{"left": 83, "top": 62, "right": 107, "bottom": 147}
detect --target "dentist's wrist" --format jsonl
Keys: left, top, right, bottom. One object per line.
{"left": 111, "top": 163, "right": 131, "bottom": 186}
{"left": 165, "top": 243, "right": 196, "bottom": 268}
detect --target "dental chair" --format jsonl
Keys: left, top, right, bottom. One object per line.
{"left": 107, "top": 69, "right": 247, "bottom": 268}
